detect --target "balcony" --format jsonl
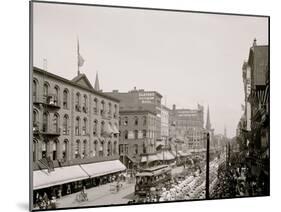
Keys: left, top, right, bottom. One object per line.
{"left": 41, "top": 126, "right": 61, "bottom": 137}
{"left": 33, "top": 95, "right": 60, "bottom": 109}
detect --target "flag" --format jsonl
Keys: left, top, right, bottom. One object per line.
{"left": 78, "top": 53, "right": 84, "bottom": 67}
{"left": 77, "top": 38, "right": 85, "bottom": 67}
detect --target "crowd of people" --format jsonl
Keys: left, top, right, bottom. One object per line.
{"left": 35, "top": 192, "right": 57, "bottom": 209}
{"left": 211, "top": 153, "right": 268, "bottom": 198}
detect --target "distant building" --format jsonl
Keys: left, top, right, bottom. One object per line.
{"left": 169, "top": 104, "right": 205, "bottom": 153}
{"left": 32, "top": 67, "right": 125, "bottom": 198}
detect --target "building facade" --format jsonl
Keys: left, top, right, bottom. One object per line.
{"left": 106, "top": 88, "right": 162, "bottom": 140}
{"left": 169, "top": 104, "right": 205, "bottom": 153}
{"left": 118, "top": 110, "right": 158, "bottom": 168}
{"left": 160, "top": 105, "right": 170, "bottom": 140}
{"left": 32, "top": 67, "right": 125, "bottom": 199}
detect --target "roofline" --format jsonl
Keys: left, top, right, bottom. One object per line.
{"left": 119, "top": 110, "right": 157, "bottom": 115}
{"left": 33, "top": 67, "right": 120, "bottom": 103}
{"left": 105, "top": 90, "right": 163, "bottom": 98}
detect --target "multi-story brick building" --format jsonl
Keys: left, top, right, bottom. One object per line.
{"left": 118, "top": 110, "right": 157, "bottom": 168}
{"left": 106, "top": 88, "right": 162, "bottom": 140}
{"left": 32, "top": 67, "right": 125, "bottom": 199}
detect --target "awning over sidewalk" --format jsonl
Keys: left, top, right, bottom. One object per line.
{"left": 81, "top": 160, "right": 126, "bottom": 178}
{"left": 157, "top": 151, "right": 175, "bottom": 161}
{"left": 33, "top": 165, "right": 89, "bottom": 190}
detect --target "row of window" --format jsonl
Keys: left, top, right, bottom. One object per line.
{"left": 33, "top": 139, "right": 118, "bottom": 162}
{"left": 33, "top": 79, "right": 118, "bottom": 117}
{"left": 33, "top": 110, "right": 118, "bottom": 137}
{"left": 120, "top": 116, "right": 148, "bottom": 126}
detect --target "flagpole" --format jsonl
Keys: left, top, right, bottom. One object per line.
{"left": 77, "top": 37, "right": 80, "bottom": 75}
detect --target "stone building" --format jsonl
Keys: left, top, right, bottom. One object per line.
{"left": 32, "top": 67, "right": 125, "bottom": 198}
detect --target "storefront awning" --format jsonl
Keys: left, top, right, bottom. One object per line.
{"left": 157, "top": 151, "right": 175, "bottom": 161}
{"left": 33, "top": 165, "right": 89, "bottom": 190}
{"left": 80, "top": 160, "right": 126, "bottom": 178}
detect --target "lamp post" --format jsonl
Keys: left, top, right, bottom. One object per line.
{"left": 205, "top": 132, "right": 210, "bottom": 200}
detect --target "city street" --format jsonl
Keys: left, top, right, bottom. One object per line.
{"left": 55, "top": 181, "right": 135, "bottom": 208}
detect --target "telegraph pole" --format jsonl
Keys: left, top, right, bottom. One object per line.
{"left": 205, "top": 132, "right": 210, "bottom": 199}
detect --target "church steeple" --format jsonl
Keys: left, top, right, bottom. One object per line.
{"left": 206, "top": 105, "right": 211, "bottom": 130}
{"left": 224, "top": 125, "right": 227, "bottom": 138}
{"left": 94, "top": 72, "right": 100, "bottom": 91}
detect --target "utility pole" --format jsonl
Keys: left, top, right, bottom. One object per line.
{"left": 205, "top": 132, "right": 210, "bottom": 199}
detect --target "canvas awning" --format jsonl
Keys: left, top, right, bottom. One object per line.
{"left": 80, "top": 160, "right": 126, "bottom": 178}
{"left": 157, "top": 151, "right": 175, "bottom": 161}
{"left": 140, "top": 154, "right": 159, "bottom": 163}
{"left": 33, "top": 165, "right": 89, "bottom": 190}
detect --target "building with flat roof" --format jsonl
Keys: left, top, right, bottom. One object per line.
{"left": 32, "top": 67, "right": 125, "bottom": 199}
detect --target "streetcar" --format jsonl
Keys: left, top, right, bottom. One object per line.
{"left": 135, "top": 165, "right": 172, "bottom": 196}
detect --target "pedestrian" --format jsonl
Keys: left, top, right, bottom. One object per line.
{"left": 50, "top": 196, "right": 56, "bottom": 209}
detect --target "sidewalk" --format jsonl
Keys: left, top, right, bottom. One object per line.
{"left": 56, "top": 180, "right": 135, "bottom": 208}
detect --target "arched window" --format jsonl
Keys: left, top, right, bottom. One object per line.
{"left": 107, "top": 141, "right": 112, "bottom": 156}
{"left": 93, "top": 98, "right": 98, "bottom": 114}
{"left": 75, "top": 117, "right": 80, "bottom": 135}
{"left": 134, "top": 130, "right": 138, "bottom": 139}
{"left": 53, "top": 113, "right": 59, "bottom": 133}
{"left": 113, "top": 141, "right": 117, "bottom": 155}
{"left": 83, "top": 95, "right": 87, "bottom": 113}
{"left": 82, "top": 118, "right": 87, "bottom": 135}
{"left": 93, "top": 120, "right": 98, "bottom": 136}
{"left": 43, "top": 112, "right": 48, "bottom": 132}
{"left": 108, "top": 102, "right": 112, "bottom": 115}
{"left": 124, "top": 130, "right": 128, "bottom": 139}
{"left": 75, "top": 140, "right": 80, "bottom": 159}
{"left": 93, "top": 140, "right": 98, "bottom": 157}
{"left": 134, "top": 116, "right": 138, "bottom": 126}
{"left": 99, "top": 141, "right": 104, "bottom": 157}
{"left": 63, "top": 89, "right": 69, "bottom": 109}
{"left": 54, "top": 85, "right": 60, "bottom": 106}
{"left": 101, "top": 101, "right": 105, "bottom": 115}
{"left": 143, "top": 116, "right": 147, "bottom": 126}
{"left": 101, "top": 121, "right": 105, "bottom": 135}
{"left": 41, "top": 141, "right": 47, "bottom": 159}
{"left": 82, "top": 140, "right": 87, "bottom": 158}
{"left": 62, "top": 140, "right": 68, "bottom": 160}
{"left": 52, "top": 140, "right": 58, "bottom": 160}
{"left": 75, "top": 92, "right": 80, "bottom": 111}
{"left": 63, "top": 114, "right": 69, "bottom": 135}
{"left": 114, "top": 104, "right": 117, "bottom": 118}
{"left": 32, "top": 79, "right": 37, "bottom": 101}
{"left": 124, "top": 117, "right": 128, "bottom": 126}
{"left": 43, "top": 82, "right": 49, "bottom": 97}
{"left": 142, "top": 130, "right": 147, "bottom": 138}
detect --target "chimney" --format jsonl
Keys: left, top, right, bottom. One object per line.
{"left": 173, "top": 104, "right": 176, "bottom": 111}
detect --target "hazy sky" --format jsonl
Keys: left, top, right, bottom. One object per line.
{"left": 33, "top": 2, "right": 268, "bottom": 138}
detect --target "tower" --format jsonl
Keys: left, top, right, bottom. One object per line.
{"left": 94, "top": 72, "right": 100, "bottom": 91}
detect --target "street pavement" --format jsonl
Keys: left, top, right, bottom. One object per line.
{"left": 55, "top": 181, "right": 135, "bottom": 208}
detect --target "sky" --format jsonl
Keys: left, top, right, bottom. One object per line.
{"left": 33, "top": 2, "right": 268, "bottom": 138}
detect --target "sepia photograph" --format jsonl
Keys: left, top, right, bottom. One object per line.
{"left": 30, "top": 1, "right": 269, "bottom": 210}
